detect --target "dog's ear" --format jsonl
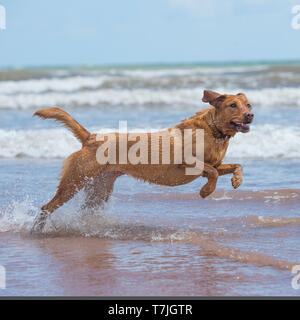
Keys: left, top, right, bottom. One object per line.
{"left": 202, "top": 90, "right": 226, "bottom": 108}
{"left": 202, "top": 90, "right": 220, "bottom": 103}
{"left": 237, "top": 92, "right": 246, "bottom": 98}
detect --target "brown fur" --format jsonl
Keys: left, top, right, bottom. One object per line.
{"left": 31, "top": 90, "right": 254, "bottom": 233}
{"left": 34, "top": 108, "right": 90, "bottom": 144}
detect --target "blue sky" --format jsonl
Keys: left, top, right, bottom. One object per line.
{"left": 0, "top": 0, "right": 299, "bottom": 67}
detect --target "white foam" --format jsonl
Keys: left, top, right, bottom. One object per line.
{"left": 0, "top": 128, "right": 81, "bottom": 158}
{"left": 0, "top": 197, "right": 37, "bottom": 233}
{"left": 0, "top": 76, "right": 108, "bottom": 94}
{"left": 0, "top": 193, "right": 188, "bottom": 240}
{"left": 226, "top": 124, "right": 300, "bottom": 159}
{"left": 118, "top": 65, "right": 268, "bottom": 78}
{"left": 0, "top": 87, "right": 202, "bottom": 109}
{"left": 1, "top": 124, "right": 299, "bottom": 159}
{"left": 0, "top": 192, "right": 116, "bottom": 236}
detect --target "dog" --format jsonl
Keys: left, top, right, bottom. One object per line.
{"left": 31, "top": 90, "right": 254, "bottom": 233}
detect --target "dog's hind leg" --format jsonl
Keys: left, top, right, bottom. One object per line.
{"left": 31, "top": 178, "right": 84, "bottom": 234}
{"left": 31, "top": 151, "right": 97, "bottom": 234}
{"left": 81, "top": 172, "right": 123, "bottom": 212}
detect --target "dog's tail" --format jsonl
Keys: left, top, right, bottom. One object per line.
{"left": 34, "top": 108, "right": 90, "bottom": 145}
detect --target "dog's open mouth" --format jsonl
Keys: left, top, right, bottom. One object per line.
{"left": 230, "top": 121, "right": 250, "bottom": 132}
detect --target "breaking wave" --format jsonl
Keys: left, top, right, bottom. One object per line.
{"left": 1, "top": 87, "right": 300, "bottom": 110}
{"left": 0, "top": 63, "right": 300, "bottom": 110}
{"left": 1, "top": 124, "right": 300, "bottom": 159}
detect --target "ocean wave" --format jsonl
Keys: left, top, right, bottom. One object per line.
{"left": 0, "top": 124, "right": 299, "bottom": 159}
{"left": 1, "top": 87, "right": 300, "bottom": 110}
{"left": 227, "top": 124, "right": 300, "bottom": 158}
{"left": 0, "top": 64, "right": 270, "bottom": 80}
{"left": 115, "top": 65, "right": 269, "bottom": 77}
{"left": 0, "top": 76, "right": 108, "bottom": 94}
{"left": 2, "top": 64, "right": 300, "bottom": 97}
{"left": 0, "top": 128, "right": 81, "bottom": 158}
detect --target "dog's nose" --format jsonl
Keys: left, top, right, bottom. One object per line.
{"left": 245, "top": 112, "right": 254, "bottom": 122}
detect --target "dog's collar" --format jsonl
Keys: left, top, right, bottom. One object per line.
{"left": 209, "top": 114, "right": 231, "bottom": 141}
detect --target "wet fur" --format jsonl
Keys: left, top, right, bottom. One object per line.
{"left": 31, "top": 90, "right": 254, "bottom": 233}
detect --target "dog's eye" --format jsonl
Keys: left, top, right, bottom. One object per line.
{"left": 230, "top": 103, "right": 237, "bottom": 108}
{"left": 247, "top": 104, "right": 252, "bottom": 108}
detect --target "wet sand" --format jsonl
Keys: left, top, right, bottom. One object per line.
{"left": 1, "top": 187, "right": 300, "bottom": 296}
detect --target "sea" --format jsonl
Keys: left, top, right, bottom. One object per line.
{"left": 0, "top": 61, "right": 300, "bottom": 296}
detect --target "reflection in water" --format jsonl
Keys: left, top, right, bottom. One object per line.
{"left": 0, "top": 229, "right": 298, "bottom": 296}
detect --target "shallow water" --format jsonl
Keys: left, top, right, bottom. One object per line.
{"left": 0, "top": 63, "right": 300, "bottom": 296}
{"left": 0, "top": 160, "right": 300, "bottom": 296}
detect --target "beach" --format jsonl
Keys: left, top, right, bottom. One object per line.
{"left": 0, "top": 62, "right": 300, "bottom": 296}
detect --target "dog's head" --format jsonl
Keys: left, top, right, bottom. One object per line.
{"left": 202, "top": 90, "right": 254, "bottom": 136}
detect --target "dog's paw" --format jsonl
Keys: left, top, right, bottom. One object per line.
{"left": 200, "top": 190, "right": 210, "bottom": 198}
{"left": 200, "top": 184, "right": 215, "bottom": 198}
{"left": 31, "top": 211, "right": 49, "bottom": 235}
{"left": 232, "top": 175, "right": 243, "bottom": 189}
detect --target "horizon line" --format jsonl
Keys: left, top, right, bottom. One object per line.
{"left": 1, "top": 58, "right": 300, "bottom": 70}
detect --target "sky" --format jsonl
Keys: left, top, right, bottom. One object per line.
{"left": 0, "top": 0, "right": 300, "bottom": 67}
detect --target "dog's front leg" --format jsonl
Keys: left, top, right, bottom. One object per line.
{"left": 199, "top": 164, "right": 219, "bottom": 198}
{"left": 216, "top": 164, "right": 243, "bottom": 189}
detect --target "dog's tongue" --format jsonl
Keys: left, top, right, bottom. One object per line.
{"left": 237, "top": 122, "right": 248, "bottom": 128}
